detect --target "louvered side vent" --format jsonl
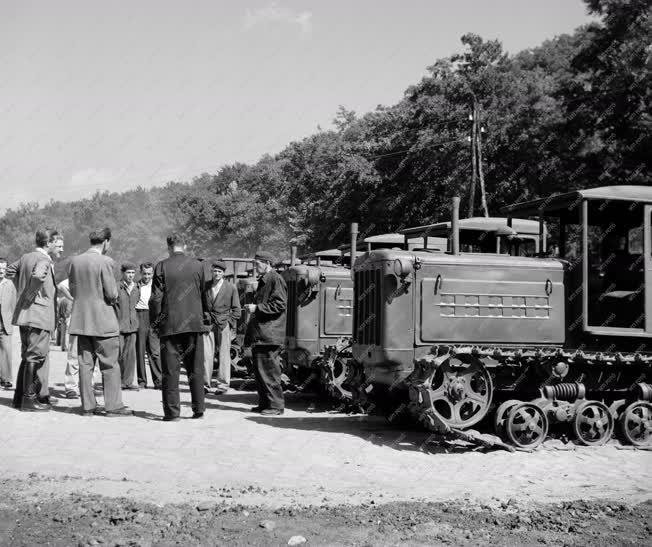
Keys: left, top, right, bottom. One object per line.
{"left": 286, "top": 279, "right": 297, "bottom": 337}
{"left": 354, "top": 268, "right": 382, "bottom": 345}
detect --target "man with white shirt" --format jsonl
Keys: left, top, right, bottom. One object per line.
{"left": 135, "top": 262, "right": 161, "bottom": 389}
{"left": 0, "top": 257, "right": 17, "bottom": 390}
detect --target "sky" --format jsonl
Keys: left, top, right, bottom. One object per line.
{"left": 0, "top": 0, "right": 596, "bottom": 213}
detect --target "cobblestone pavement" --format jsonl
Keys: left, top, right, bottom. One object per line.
{"left": 1, "top": 334, "right": 651, "bottom": 508}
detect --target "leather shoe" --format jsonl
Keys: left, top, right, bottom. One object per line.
{"left": 20, "top": 397, "right": 50, "bottom": 412}
{"left": 66, "top": 390, "right": 79, "bottom": 399}
{"left": 39, "top": 396, "right": 58, "bottom": 406}
{"left": 192, "top": 412, "right": 204, "bottom": 419}
{"left": 260, "top": 408, "right": 284, "bottom": 416}
{"left": 104, "top": 406, "right": 134, "bottom": 417}
{"left": 81, "top": 407, "right": 103, "bottom": 416}
{"left": 163, "top": 415, "right": 180, "bottom": 422}
{"left": 122, "top": 385, "right": 139, "bottom": 391}
{"left": 250, "top": 406, "right": 266, "bottom": 413}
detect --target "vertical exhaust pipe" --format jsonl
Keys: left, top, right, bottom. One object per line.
{"left": 451, "top": 197, "right": 460, "bottom": 255}
{"left": 350, "top": 222, "right": 358, "bottom": 280}
{"left": 290, "top": 245, "right": 297, "bottom": 266}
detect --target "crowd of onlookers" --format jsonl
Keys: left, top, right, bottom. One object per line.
{"left": 0, "top": 227, "right": 287, "bottom": 420}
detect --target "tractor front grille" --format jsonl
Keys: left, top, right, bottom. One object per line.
{"left": 353, "top": 268, "right": 382, "bottom": 345}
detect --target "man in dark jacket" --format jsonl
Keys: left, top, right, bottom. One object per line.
{"left": 117, "top": 262, "right": 140, "bottom": 390}
{"left": 244, "top": 251, "right": 287, "bottom": 415}
{"left": 150, "top": 233, "right": 207, "bottom": 421}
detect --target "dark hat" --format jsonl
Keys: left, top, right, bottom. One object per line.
{"left": 254, "top": 251, "right": 275, "bottom": 263}
{"left": 121, "top": 262, "right": 137, "bottom": 272}
{"left": 211, "top": 260, "right": 227, "bottom": 271}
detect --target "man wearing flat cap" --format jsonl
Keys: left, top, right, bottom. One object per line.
{"left": 203, "top": 260, "right": 241, "bottom": 393}
{"left": 117, "top": 262, "right": 140, "bottom": 390}
{"left": 244, "top": 250, "right": 287, "bottom": 415}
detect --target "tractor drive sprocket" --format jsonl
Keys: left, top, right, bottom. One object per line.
{"left": 406, "top": 349, "right": 511, "bottom": 452}
{"left": 321, "top": 338, "right": 353, "bottom": 400}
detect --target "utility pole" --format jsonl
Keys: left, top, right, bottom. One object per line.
{"left": 467, "top": 96, "right": 489, "bottom": 218}
{"left": 468, "top": 107, "right": 477, "bottom": 218}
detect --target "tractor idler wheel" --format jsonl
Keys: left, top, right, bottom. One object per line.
{"left": 505, "top": 402, "right": 549, "bottom": 449}
{"left": 618, "top": 401, "right": 652, "bottom": 447}
{"left": 494, "top": 399, "right": 521, "bottom": 439}
{"left": 573, "top": 400, "right": 614, "bottom": 446}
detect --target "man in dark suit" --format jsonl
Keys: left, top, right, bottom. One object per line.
{"left": 8, "top": 229, "right": 63, "bottom": 411}
{"left": 69, "top": 228, "right": 133, "bottom": 417}
{"left": 244, "top": 251, "right": 287, "bottom": 416}
{"left": 204, "top": 260, "right": 241, "bottom": 393}
{"left": 150, "top": 233, "right": 208, "bottom": 421}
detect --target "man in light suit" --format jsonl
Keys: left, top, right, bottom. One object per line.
{"left": 0, "top": 257, "right": 17, "bottom": 390}
{"left": 150, "top": 233, "right": 208, "bottom": 421}
{"left": 203, "top": 260, "right": 240, "bottom": 393}
{"left": 9, "top": 229, "right": 63, "bottom": 411}
{"left": 69, "top": 228, "right": 132, "bottom": 417}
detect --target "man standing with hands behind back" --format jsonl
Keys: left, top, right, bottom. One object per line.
{"left": 244, "top": 251, "right": 287, "bottom": 416}
{"left": 68, "top": 227, "right": 133, "bottom": 417}
{"left": 150, "top": 233, "right": 207, "bottom": 421}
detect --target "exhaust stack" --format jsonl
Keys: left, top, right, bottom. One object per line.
{"left": 451, "top": 196, "right": 460, "bottom": 255}
{"left": 290, "top": 245, "right": 297, "bottom": 266}
{"left": 350, "top": 222, "right": 359, "bottom": 280}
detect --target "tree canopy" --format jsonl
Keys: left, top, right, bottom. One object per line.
{"left": 1, "top": 0, "right": 649, "bottom": 266}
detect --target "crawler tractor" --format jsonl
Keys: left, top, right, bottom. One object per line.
{"left": 349, "top": 187, "right": 652, "bottom": 449}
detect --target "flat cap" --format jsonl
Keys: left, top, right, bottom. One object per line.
{"left": 211, "top": 260, "right": 227, "bottom": 271}
{"left": 254, "top": 251, "right": 276, "bottom": 263}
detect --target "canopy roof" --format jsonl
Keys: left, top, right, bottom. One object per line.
{"left": 400, "top": 217, "right": 542, "bottom": 237}
{"left": 501, "top": 186, "right": 652, "bottom": 217}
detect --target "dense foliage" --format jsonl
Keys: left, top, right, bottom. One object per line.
{"left": 1, "top": 0, "right": 649, "bottom": 265}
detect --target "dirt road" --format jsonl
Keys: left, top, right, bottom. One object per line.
{"left": 1, "top": 335, "right": 650, "bottom": 545}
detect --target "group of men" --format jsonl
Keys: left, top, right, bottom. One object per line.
{"left": 0, "top": 227, "right": 288, "bottom": 420}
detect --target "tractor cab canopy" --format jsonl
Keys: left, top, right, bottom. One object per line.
{"left": 339, "top": 232, "right": 443, "bottom": 254}
{"left": 399, "top": 217, "right": 543, "bottom": 256}
{"left": 221, "top": 257, "right": 255, "bottom": 279}
{"left": 300, "top": 248, "right": 344, "bottom": 266}
{"left": 502, "top": 185, "right": 652, "bottom": 338}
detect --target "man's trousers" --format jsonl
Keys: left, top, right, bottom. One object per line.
{"left": 253, "top": 344, "right": 284, "bottom": 411}
{"left": 118, "top": 331, "right": 137, "bottom": 387}
{"left": 13, "top": 326, "right": 50, "bottom": 408}
{"left": 203, "top": 323, "right": 232, "bottom": 387}
{"left": 136, "top": 310, "right": 161, "bottom": 387}
{"left": 64, "top": 334, "right": 102, "bottom": 394}
{"left": 0, "top": 331, "right": 12, "bottom": 384}
{"left": 161, "top": 332, "right": 205, "bottom": 418}
{"left": 78, "top": 335, "right": 124, "bottom": 412}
